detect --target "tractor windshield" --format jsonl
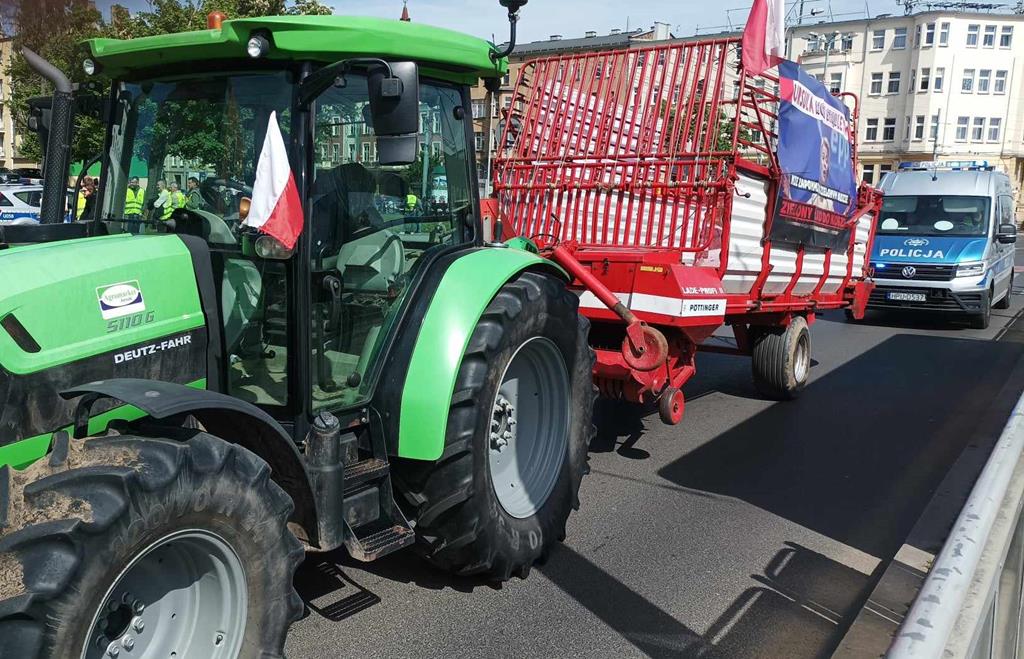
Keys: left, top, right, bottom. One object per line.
{"left": 99, "top": 67, "right": 476, "bottom": 413}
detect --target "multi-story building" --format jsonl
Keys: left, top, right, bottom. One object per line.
{"left": 0, "top": 37, "right": 39, "bottom": 173}
{"left": 789, "top": 10, "right": 1024, "bottom": 205}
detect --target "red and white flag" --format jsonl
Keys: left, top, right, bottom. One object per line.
{"left": 247, "top": 111, "right": 303, "bottom": 249}
{"left": 742, "top": 0, "right": 786, "bottom": 76}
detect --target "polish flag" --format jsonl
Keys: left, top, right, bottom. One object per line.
{"left": 742, "top": 0, "right": 786, "bottom": 76}
{"left": 247, "top": 111, "right": 303, "bottom": 249}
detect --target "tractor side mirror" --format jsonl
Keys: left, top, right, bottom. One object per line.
{"left": 367, "top": 61, "right": 420, "bottom": 165}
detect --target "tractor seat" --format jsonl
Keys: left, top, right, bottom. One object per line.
{"left": 335, "top": 230, "right": 404, "bottom": 293}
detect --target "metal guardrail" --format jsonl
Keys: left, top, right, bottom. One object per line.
{"left": 888, "top": 392, "right": 1024, "bottom": 658}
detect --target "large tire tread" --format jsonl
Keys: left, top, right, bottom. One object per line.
{"left": 393, "top": 271, "right": 596, "bottom": 582}
{"left": 0, "top": 432, "right": 303, "bottom": 659}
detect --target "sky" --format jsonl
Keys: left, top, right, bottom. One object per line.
{"left": 92, "top": 0, "right": 898, "bottom": 42}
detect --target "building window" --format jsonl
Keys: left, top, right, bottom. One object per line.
{"left": 887, "top": 71, "right": 901, "bottom": 94}
{"left": 862, "top": 165, "right": 875, "bottom": 184}
{"left": 347, "top": 144, "right": 355, "bottom": 161}
{"left": 472, "top": 100, "right": 485, "bottom": 119}
{"left": 967, "top": 24, "right": 980, "bottom": 46}
{"left": 893, "top": 27, "right": 908, "bottom": 49}
{"left": 934, "top": 67, "right": 945, "bottom": 92}
{"left": 962, "top": 69, "right": 975, "bottom": 93}
{"left": 872, "top": 29, "right": 885, "bottom": 50}
{"left": 984, "top": 25, "right": 996, "bottom": 47}
{"left": 988, "top": 117, "right": 1002, "bottom": 142}
{"left": 431, "top": 142, "right": 441, "bottom": 158}
{"left": 972, "top": 117, "right": 985, "bottom": 141}
{"left": 331, "top": 116, "right": 339, "bottom": 137}
{"left": 594, "top": 62, "right": 603, "bottom": 79}
{"left": 842, "top": 34, "right": 854, "bottom": 51}
{"left": 1000, "top": 25, "right": 1013, "bottom": 48}
{"left": 930, "top": 114, "right": 940, "bottom": 140}
{"left": 925, "top": 23, "right": 935, "bottom": 46}
{"left": 870, "top": 72, "right": 883, "bottom": 95}
{"left": 332, "top": 143, "right": 339, "bottom": 162}
{"left": 956, "top": 116, "right": 969, "bottom": 141}
{"left": 829, "top": 72, "right": 842, "bottom": 93}
{"left": 912, "top": 115, "right": 924, "bottom": 140}
{"left": 502, "top": 71, "right": 511, "bottom": 86}
{"left": 883, "top": 117, "right": 896, "bottom": 141}
{"left": 361, "top": 142, "right": 371, "bottom": 162}
{"left": 995, "top": 70, "right": 1008, "bottom": 94}
{"left": 978, "top": 69, "right": 991, "bottom": 94}
{"left": 939, "top": 22, "right": 950, "bottom": 46}
{"left": 919, "top": 67, "right": 930, "bottom": 91}
{"left": 474, "top": 131, "right": 484, "bottom": 151}
{"left": 879, "top": 164, "right": 893, "bottom": 179}
{"left": 866, "top": 118, "right": 879, "bottom": 141}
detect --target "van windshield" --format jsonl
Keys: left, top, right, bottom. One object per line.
{"left": 878, "top": 195, "right": 990, "bottom": 237}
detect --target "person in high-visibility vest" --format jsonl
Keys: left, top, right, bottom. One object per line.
{"left": 124, "top": 176, "right": 145, "bottom": 233}
{"left": 159, "top": 181, "right": 186, "bottom": 222}
{"left": 405, "top": 192, "right": 418, "bottom": 212}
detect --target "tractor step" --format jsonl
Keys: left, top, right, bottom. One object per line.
{"left": 344, "top": 458, "right": 389, "bottom": 491}
{"left": 344, "top": 524, "right": 415, "bottom": 562}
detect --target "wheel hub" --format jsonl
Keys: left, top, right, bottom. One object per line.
{"left": 82, "top": 530, "right": 247, "bottom": 659}
{"left": 490, "top": 395, "right": 517, "bottom": 451}
{"left": 487, "top": 337, "right": 571, "bottom": 519}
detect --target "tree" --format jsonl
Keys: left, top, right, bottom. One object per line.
{"left": 5, "top": 0, "right": 333, "bottom": 165}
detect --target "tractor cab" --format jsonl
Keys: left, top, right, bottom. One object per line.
{"left": 84, "top": 15, "right": 501, "bottom": 428}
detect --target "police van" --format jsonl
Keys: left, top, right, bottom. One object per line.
{"left": 868, "top": 162, "right": 1017, "bottom": 329}
{"left": 0, "top": 184, "right": 42, "bottom": 225}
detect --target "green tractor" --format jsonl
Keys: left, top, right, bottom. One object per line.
{"left": 0, "top": 4, "right": 594, "bottom": 657}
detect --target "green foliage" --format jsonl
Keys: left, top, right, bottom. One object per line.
{"left": 5, "top": 0, "right": 333, "bottom": 165}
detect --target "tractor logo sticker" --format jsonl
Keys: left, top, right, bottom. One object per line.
{"left": 97, "top": 281, "right": 146, "bottom": 320}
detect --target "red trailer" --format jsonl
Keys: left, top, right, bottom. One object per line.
{"left": 490, "top": 37, "right": 881, "bottom": 424}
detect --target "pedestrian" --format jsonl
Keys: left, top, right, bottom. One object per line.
{"left": 76, "top": 177, "right": 96, "bottom": 221}
{"left": 185, "top": 176, "right": 206, "bottom": 211}
{"left": 167, "top": 181, "right": 186, "bottom": 219}
{"left": 124, "top": 176, "right": 145, "bottom": 233}
{"left": 150, "top": 179, "right": 169, "bottom": 223}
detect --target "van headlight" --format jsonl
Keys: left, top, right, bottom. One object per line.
{"left": 955, "top": 261, "right": 985, "bottom": 278}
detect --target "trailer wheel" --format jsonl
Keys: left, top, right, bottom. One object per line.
{"left": 658, "top": 387, "right": 685, "bottom": 425}
{"left": 751, "top": 316, "right": 811, "bottom": 400}
{"left": 393, "top": 271, "right": 594, "bottom": 582}
{"left": 0, "top": 432, "right": 304, "bottom": 659}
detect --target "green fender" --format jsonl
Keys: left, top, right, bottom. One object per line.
{"left": 398, "top": 247, "right": 567, "bottom": 461}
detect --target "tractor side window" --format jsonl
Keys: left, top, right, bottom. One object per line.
{"left": 309, "top": 77, "right": 473, "bottom": 410}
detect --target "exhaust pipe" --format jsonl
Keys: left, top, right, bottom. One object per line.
{"left": 21, "top": 47, "right": 73, "bottom": 225}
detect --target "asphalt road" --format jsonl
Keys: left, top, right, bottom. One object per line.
{"left": 286, "top": 257, "right": 1024, "bottom": 658}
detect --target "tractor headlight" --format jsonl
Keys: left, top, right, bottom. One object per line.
{"left": 246, "top": 35, "right": 270, "bottom": 59}
{"left": 955, "top": 261, "right": 985, "bottom": 278}
{"left": 82, "top": 58, "right": 97, "bottom": 76}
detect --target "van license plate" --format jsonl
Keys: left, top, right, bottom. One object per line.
{"left": 886, "top": 291, "right": 927, "bottom": 302}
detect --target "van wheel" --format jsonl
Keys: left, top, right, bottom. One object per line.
{"left": 994, "top": 273, "right": 1013, "bottom": 310}
{"left": 969, "top": 291, "right": 992, "bottom": 329}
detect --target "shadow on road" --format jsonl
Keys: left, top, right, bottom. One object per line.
{"left": 659, "top": 332, "right": 1023, "bottom": 559}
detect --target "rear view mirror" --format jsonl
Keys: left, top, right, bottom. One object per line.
{"left": 997, "top": 222, "right": 1017, "bottom": 244}
{"left": 368, "top": 61, "right": 420, "bottom": 165}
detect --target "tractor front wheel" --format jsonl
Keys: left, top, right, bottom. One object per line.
{"left": 394, "top": 271, "right": 594, "bottom": 581}
{"left": 0, "top": 432, "right": 304, "bottom": 659}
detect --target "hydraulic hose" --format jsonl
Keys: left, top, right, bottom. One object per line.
{"left": 21, "top": 47, "right": 73, "bottom": 224}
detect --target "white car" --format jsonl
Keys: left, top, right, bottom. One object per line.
{"left": 0, "top": 184, "right": 42, "bottom": 225}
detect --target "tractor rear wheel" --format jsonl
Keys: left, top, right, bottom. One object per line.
{"left": 393, "top": 271, "right": 594, "bottom": 581}
{"left": 751, "top": 316, "right": 811, "bottom": 400}
{"left": 0, "top": 432, "right": 304, "bottom": 659}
